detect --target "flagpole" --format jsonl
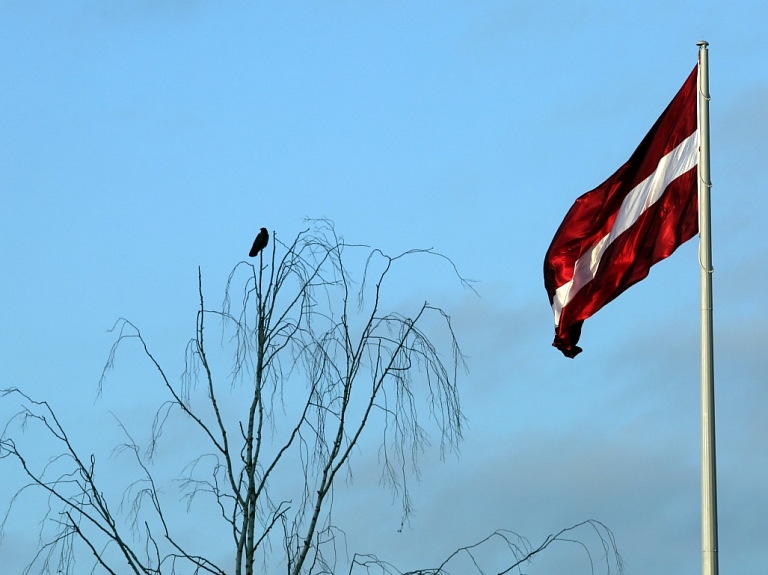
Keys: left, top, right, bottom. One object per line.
{"left": 697, "top": 40, "right": 718, "bottom": 575}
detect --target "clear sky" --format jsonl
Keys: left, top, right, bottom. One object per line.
{"left": 1, "top": 1, "right": 767, "bottom": 573}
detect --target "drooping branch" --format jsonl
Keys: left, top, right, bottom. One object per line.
{"left": 349, "top": 520, "right": 623, "bottom": 575}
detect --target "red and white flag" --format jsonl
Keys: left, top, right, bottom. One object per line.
{"left": 544, "top": 66, "right": 699, "bottom": 358}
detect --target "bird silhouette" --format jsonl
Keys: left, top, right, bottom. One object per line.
{"left": 249, "top": 227, "right": 269, "bottom": 257}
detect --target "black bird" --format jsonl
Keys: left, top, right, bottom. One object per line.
{"left": 249, "top": 227, "right": 269, "bottom": 257}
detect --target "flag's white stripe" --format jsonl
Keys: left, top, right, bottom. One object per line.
{"left": 552, "top": 130, "right": 699, "bottom": 326}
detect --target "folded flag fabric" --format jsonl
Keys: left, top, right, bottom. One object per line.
{"left": 544, "top": 66, "right": 699, "bottom": 358}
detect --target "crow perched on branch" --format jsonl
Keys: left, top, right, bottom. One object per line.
{"left": 249, "top": 228, "right": 269, "bottom": 257}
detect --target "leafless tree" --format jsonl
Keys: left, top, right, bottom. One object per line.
{"left": 1, "top": 220, "right": 622, "bottom": 575}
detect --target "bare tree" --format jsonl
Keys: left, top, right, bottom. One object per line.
{"left": 1, "top": 221, "right": 622, "bottom": 575}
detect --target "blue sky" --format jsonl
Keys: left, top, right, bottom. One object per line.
{"left": 1, "top": 1, "right": 767, "bottom": 573}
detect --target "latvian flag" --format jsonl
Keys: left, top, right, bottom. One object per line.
{"left": 544, "top": 66, "right": 699, "bottom": 358}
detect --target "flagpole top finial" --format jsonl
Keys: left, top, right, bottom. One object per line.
{"left": 697, "top": 40, "right": 709, "bottom": 48}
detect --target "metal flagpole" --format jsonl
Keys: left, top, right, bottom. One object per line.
{"left": 697, "top": 39, "right": 719, "bottom": 575}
